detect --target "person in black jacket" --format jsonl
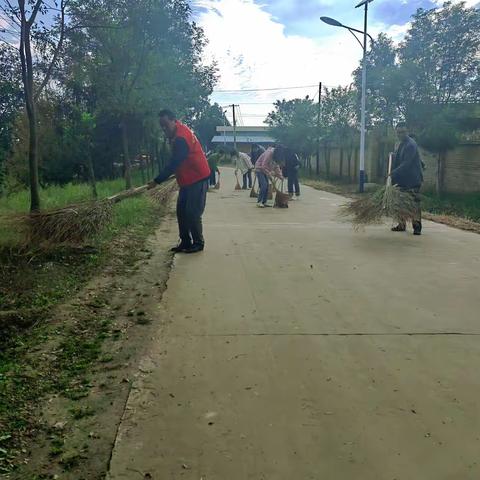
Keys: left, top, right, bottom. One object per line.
{"left": 251, "top": 144, "right": 266, "bottom": 165}
{"left": 283, "top": 147, "right": 301, "bottom": 199}
{"left": 390, "top": 123, "right": 424, "bottom": 235}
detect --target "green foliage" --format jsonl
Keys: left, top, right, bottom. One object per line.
{"left": 266, "top": 97, "right": 317, "bottom": 158}
{"left": 193, "top": 103, "right": 229, "bottom": 151}
{"left": 0, "top": 0, "right": 218, "bottom": 195}
{"left": 423, "top": 191, "right": 480, "bottom": 222}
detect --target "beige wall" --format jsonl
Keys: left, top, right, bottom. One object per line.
{"left": 309, "top": 137, "right": 480, "bottom": 193}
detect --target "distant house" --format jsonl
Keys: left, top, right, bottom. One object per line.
{"left": 211, "top": 126, "right": 275, "bottom": 154}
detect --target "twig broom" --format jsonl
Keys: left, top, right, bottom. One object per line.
{"left": 5, "top": 180, "right": 177, "bottom": 246}
{"left": 272, "top": 179, "right": 289, "bottom": 208}
{"left": 338, "top": 153, "right": 417, "bottom": 229}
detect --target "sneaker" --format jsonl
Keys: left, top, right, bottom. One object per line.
{"left": 257, "top": 203, "right": 265, "bottom": 208}
{"left": 263, "top": 203, "right": 272, "bottom": 208}
{"left": 290, "top": 196, "right": 296, "bottom": 201}
{"left": 184, "top": 244, "right": 204, "bottom": 254}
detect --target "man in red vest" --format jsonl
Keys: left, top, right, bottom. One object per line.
{"left": 148, "top": 109, "right": 211, "bottom": 254}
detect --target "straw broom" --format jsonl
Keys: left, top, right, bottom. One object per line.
{"left": 272, "top": 178, "right": 289, "bottom": 208}
{"left": 6, "top": 180, "right": 177, "bottom": 246}
{"left": 338, "top": 153, "right": 417, "bottom": 229}
{"left": 234, "top": 170, "right": 242, "bottom": 190}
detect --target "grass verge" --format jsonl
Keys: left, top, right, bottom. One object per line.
{"left": 0, "top": 175, "right": 173, "bottom": 476}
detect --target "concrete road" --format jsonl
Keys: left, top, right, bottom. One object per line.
{"left": 108, "top": 168, "right": 480, "bottom": 480}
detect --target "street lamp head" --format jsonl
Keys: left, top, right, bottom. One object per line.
{"left": 355, "top": 0, "right": 374, "bottom": 8}
{"left": 320, "top": 16, "right": 344, "bottom": 27}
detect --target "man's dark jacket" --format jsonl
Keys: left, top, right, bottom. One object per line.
{"left": 391, "top": 136, "right": 424, "bottom": 189}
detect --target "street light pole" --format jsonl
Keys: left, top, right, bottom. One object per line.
{"left": 320, "top": 0, "right": 373, "bottom": 193}
{"left": 357, "top": 0, "right": 370, "bottom": 193}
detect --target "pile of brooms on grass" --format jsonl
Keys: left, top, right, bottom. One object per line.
{"left": 4, "top": 179, "right": 177, "bottom": 247}
{"left": 338, "top": 154, "right": 417, "bottom": 229}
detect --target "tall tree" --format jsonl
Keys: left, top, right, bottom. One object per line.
{"left": 266, "top": 97, "right": 317, "bottom": 163}
{"left": 192, "top": 103, "right": 228, "bottom": 151}
{"left": 1, "top": 0, "right": 68, "bottom": 211}
{"left": 399, "top": 1, "right": 480, "bottom": 105}
{"left": 321, "top": 86, "right": 358, "bottom": 179}
{"left": 0, "top": 43, "right": 23, "bottom": 195}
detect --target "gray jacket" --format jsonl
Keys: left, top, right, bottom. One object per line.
{"left": 391, "top": 136, "right": 424, "bottom": 189}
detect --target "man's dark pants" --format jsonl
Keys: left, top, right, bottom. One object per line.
{"left": 398, "top": 187, "right": 422, "bottom": 232}
{"left": 177, "top": 179, "right": 209, "bottom": 248}
{"left": 209, "top": 171, "right": 216, "bottom": 186}
{"left": 287, "top": 170, "right": 300, "bottom": 196}
{"left": 242, "top": 170, "right": 252, "bottom": 189}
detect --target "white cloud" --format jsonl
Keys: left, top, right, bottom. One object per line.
{"left": 195, "top": 0, "right": 364, "bottom": 124}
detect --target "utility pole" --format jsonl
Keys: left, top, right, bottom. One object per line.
{"left": 316, "top": 82, "right": 322, "bottom": 176}
{"left": 230, "top": 104, "right": 239, "bottom": 150}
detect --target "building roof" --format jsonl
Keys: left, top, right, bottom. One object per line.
{"left": 212, "top": 135, "right": 275, "bottom": 144}
{"left": 216, "top": 126, "right": 270, "bottom": 133}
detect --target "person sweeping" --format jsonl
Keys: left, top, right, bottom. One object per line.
{"left": 390, "top": 122, "right": 424, "bottom": 235}
{"left": 207, "top": 150, "right": 221, "bottom": 188}
{"left": 233, "top": 150, "right": 254, "bottom": 189}
{"left": 254, "top": 147, "right": 284, "bottom": 208}
{"left": 282, "top": 147, "right": 301, "bottom": 200}
{"left": 148, "top": 109, "right": 211, "bottom": 253}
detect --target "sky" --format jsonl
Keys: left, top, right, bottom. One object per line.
{"left": 192, "top": 0, "right": 479, "bottom": 125}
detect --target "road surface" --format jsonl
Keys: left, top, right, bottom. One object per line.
{"left": 108, "top": 168, "right": 480, "bottom": 480}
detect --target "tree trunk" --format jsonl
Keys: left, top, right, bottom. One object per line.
{"left": 339, "top": 148, "right": 344, "bottom": 179}
{"left": 139, "top": 154, "right": 146, "bottom": 185}
{"left": 324, "top": 143, "right": 330, "bottom": 179}
{"left": 86, "top": 153, "right": 98, "bottom": 199}
{"left": 20, "top": 19, "right": 41, "bottom": 212}
{"left": 436, "top": 151, "right": 446, "bottom": 196}
{"left": 121, "top": 119, "right": 132, "bottom": 190}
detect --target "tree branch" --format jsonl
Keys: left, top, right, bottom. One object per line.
{"left": 27, "top": 0, "right": 44, "bottom": 27}
{"left": 34, "top": 0, "right": 68, "bottom": 101}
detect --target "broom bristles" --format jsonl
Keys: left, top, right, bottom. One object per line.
{"left": 8, "top": 180, "right": 178, "bottom": 247}
{"left": 339, "top": 185, "right": 417, "bottom": 230}
{"left": 274, "top": 191, "right": 289, "bottom": 208}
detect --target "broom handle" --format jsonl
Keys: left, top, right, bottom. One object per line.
{"left": 107, "top": 180, "right": 174, "bottom": 204}
{"left": 387, "top": 153, "right": 393, "bottom": 187}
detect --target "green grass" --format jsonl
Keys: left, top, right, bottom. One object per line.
{"left": 0, "top": 172, "right": 173, "bottom": 475}
{"left": 422, "top": 191, "right": 480, "bottom": 222}
{"left": 0, "top": 173, "right": 148, "bottom": 248}
{"left": 0, "top": 173, "right": 146, "bottom": 215}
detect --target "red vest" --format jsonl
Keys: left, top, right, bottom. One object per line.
{"left": 174, "top": 121, "right": 210, "bottom": 187}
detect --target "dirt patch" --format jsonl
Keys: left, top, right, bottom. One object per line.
{"left": 1, "top": 211, "right": 178, "bottom": 479}
{"left": 423, "top": 212, "right": 480, "bottom": 234}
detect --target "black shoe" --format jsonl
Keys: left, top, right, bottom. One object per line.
{"left": 184, "top": 244, "right": 204, "bottom": 254}
{"left": 413, "top": 222, "right": 422, "bottom": 236}
{"left": 170, "top": 243, "right": 191, "bottom": 253}
{"left": 391, "top": 225, "right": 406, "bottom": 232}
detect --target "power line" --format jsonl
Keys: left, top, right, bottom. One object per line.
{"left": 213, "top": 84, "right": 318, "bottom": 93}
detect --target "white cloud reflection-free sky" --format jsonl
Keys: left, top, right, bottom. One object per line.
{"left": 192, "top": 0, "right": 478, "bottom": 125}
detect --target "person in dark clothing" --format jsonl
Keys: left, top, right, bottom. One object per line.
{"left": 390, "top": 122, "right": 424, "bottom": 235}
{"left": 148, "top": 109, "right": 211, "bottom": 253}
{"left": 207, "top": 151, "right": 221, "bottom": 187}
{"left": 283, "top": 147, "right": 301, "bottom": 199}
{"left": 251, "top": 144, "right": 266, "bottom": 165}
